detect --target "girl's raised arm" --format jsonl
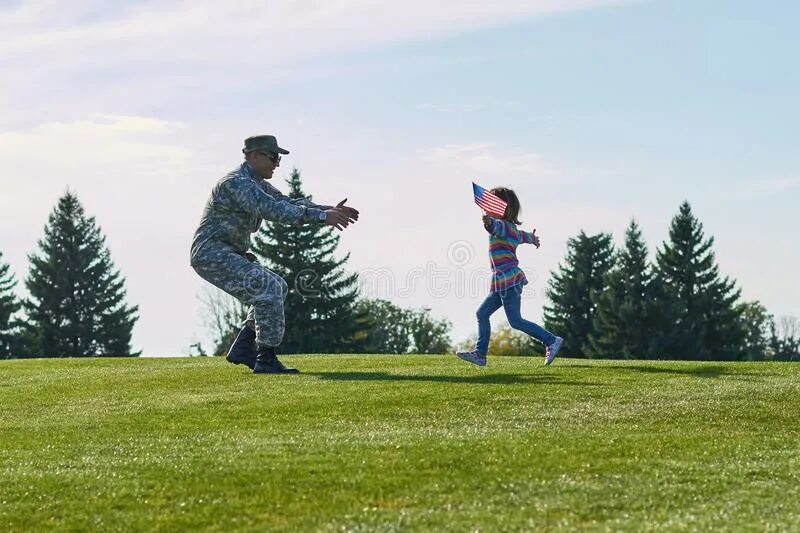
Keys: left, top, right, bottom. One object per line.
{"left": 519, "top": 228, "right": 541, "bottom": 248}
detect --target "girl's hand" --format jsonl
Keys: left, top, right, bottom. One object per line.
{"left": 482, "top": 214, "right": 492, "bottom": 228}
{"left": 531, "top": 228, "right": 541, "bottom": 248}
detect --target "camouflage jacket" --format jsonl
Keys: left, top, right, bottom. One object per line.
{"left": 191, "top": 163, "right": 329, "bottom": 261}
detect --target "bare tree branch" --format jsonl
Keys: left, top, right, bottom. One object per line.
{"left": 197, "top": 287, "right": 248, "bottom": 355}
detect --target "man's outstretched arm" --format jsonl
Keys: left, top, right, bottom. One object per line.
{"left": 227, "top": 177, "right": 321, "bottom": 224}
{"left": 227, "top": 178, "right": 354, "bottom": 230}
{"left": 260, "top": 181, "right": 333, "bottom": 210}
{"left": 260, "top": 182, "right": 358, "bottom": 222}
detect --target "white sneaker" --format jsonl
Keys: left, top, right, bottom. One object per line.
{"left": 544, "top": 337, "right": 563, "bottom": 366}
{"left": 456, "top": 350, "right": 487, "bottom": 367}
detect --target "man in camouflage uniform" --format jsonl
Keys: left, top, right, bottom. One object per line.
{"left": 190, "top": 135, "right": 358, "bottom": 374}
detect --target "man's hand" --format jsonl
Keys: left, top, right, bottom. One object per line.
{"left": 323, "top": 209, "right": 352, "bottom": 231}
{"left": 335, "top": 198, "right": 360, "bottom": 223}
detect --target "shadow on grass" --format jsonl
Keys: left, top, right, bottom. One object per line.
{"left": 567, "top": 363, "right": 760, "bottom": 379}
{"left": 306, "top": 371, "right": 600, "bottom": 386}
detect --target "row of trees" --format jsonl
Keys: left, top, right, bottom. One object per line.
{"left": 2, "top": 176, "right": 796, "bottom": 361}
{"left": 541, "top": 202, "right": 797, "bottom": 360}
{"left": 0, "top": 193, "right": 139, "bottom": 358}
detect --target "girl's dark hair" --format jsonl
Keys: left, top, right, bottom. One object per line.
{"left": 490, "top": 187, "right": 521, "bottom": 224}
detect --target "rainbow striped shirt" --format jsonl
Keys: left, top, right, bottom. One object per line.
{"left": 485, "top": 218, "right": 538, "bottom": 292}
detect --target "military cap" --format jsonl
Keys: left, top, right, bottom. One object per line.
{"left": 242, "top": 135, "right": 290, "bottom": 155}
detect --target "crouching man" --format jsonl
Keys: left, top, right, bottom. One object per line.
{"left": 190, "top": 135, "right": 359, "bottom": 373}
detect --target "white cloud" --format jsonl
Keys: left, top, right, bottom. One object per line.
{"left": 0, "top": 114, "right": 197, "bottom": 205}
{"left": 419, "top": 142, "right": 555, "bottom": 181}
{"left": 738, "top": 178, "right": 800, "bottom": 197}
{"left": 1, "top": 1, "right": 635, "bottom": 59}
{"left": 0, "top": 0, "right": 637, "bottom": 119}
{"left": 0, "top": 114, "right": 189, "bottom": 169}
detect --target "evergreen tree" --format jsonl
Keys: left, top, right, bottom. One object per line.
{"left": 0, "top": 251, "right": 22, "bottom": 358}
{"left": 24, "top": 192, "right": 139, "bottom": 357}
{"left": 252, "top": 169, "right": 362, "bottom": 353}
{"left": 587, "top": 220, "right": 660, "bottom": 358}
{"left": 653, "top": 201, "right": 745, "bottom": 360}
{"left": 544, "top": 231, "right": 614, "bottom": 357}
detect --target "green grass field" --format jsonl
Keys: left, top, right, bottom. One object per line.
{"left": 2, "top": 356, "right": 799, "bottom": 531}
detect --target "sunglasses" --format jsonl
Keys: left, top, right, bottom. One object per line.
{"left": 259, "top": 152, "right": 281, "bottom": 165}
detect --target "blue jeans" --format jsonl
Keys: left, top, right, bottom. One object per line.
{"left": 475, "top": 284, "right": 556, "bottom": 355}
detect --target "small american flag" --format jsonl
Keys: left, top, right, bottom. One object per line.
{"left": 472, "top": 182, "right": 507, "bottom": 217}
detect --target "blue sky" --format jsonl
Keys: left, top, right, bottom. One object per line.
{"left": 1, "top": 0, "right": 798, "bottom": 354}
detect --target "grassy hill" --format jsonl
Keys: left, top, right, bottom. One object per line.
{"left": 2, "top": 356, "right": 798, "bottom": 531}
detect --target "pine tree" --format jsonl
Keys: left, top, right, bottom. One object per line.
{"left": 252, "top": 169, "right": 362, "bottom": 353}
{"left": 24, "top": 192, "right": 139, "bottom": 357}
{"left": 0, "top": 251, "right": 22, "bottom": 358}
{"left": 653, "top": 201, "right": 745, "bottom": 360}
{"left": 587, "top": 220, "right": 660, "bottom": 358}
{"left": 544, "top": 231, "right": 614, "bottom": 357}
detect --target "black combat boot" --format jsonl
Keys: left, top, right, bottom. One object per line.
{"left": 225, "top": 325, "right": 257, "bottom": 369}
{"left": 253, "top": 346, "right": 299, "bottom": 374}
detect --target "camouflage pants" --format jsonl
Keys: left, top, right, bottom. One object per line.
{"left": 191, "top": 240, "right": 288, "bottom": 348}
